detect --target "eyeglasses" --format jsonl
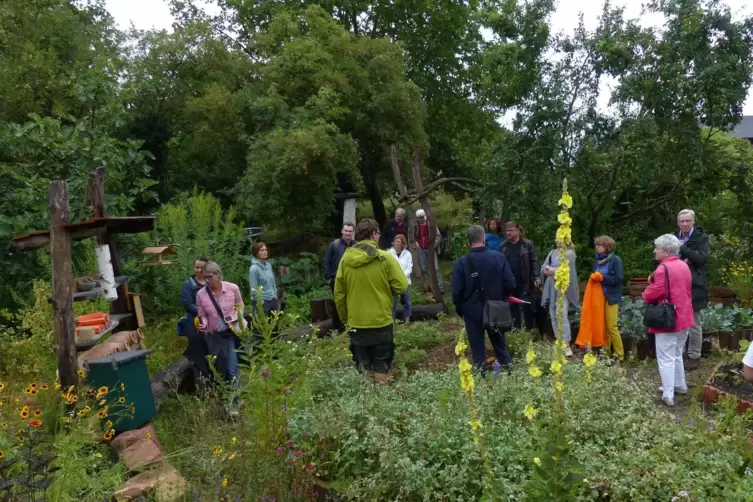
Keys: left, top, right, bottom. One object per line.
{"left": 204, "top": 274, "right": 216, "bottom": 280}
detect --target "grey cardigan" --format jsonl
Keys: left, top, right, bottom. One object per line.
{"left": 540, "top": 248, "right": 579, "bottom": 307}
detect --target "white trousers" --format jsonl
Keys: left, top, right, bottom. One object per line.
{"left": 656, "top": 329, "right": 689, "bottom": 400}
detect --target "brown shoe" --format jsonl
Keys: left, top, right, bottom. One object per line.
{"left": 685, "top": 358, "right": 701, "bottom": 370}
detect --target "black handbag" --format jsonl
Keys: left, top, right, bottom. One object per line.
{"left": 465, "top": 254, "right": 513, "bottom": 330}
{"left": 643, "top": 264, "right": 676, "bottom": 330}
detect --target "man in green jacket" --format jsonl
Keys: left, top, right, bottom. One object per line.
{"left": 335, "top": 219, "right": 409, "bottom": 382}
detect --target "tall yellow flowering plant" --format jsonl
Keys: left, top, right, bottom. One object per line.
{"left": 527, "top": 179, "right": 584, "bottom": 500}
{"left": 455, "top": 333, "right": 495, "bottom": 495}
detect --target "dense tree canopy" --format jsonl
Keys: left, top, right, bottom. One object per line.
{"left": 1, "top": 0, "right": 753, "bottom": 309}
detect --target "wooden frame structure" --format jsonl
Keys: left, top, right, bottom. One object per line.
{"left": 11, "top": 168, "right": 155, "bottom": 389}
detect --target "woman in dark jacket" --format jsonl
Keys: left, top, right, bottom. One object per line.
{"left": 180, "top": 257, "right": 212, "bottom": 383}
{"left": 592, "top": 236, "right": 624, "bottom": 358}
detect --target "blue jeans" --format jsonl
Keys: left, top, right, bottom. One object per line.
{"left": 393, "top": 287, "right": 412, "bottom": 319}
{"left": 209, "top": 332, "right": 239, "bottom": 388}
{"left": 418, "top": 248, "right": 444, "bottom": 292}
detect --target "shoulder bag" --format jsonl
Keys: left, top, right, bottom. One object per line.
{"left": 643, "top": 264, "right": 676, "bottom": 330}
{"left": 465, "top": 254, "right": 513, "bottom": 330}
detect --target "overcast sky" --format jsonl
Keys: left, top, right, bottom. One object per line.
{"left": 105, "top": 0, "right": 753, "bottom": 116}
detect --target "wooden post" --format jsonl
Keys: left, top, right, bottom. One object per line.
{"left": 343, "top": 198, "right": 356, "bottom": 225}
{"left": 88, "top": 168, "right": 134, "bottom": 330}
{"left": 50, "top": 181, "right": 78, "bottom": 389}
{"left": 411, "top": 151, "right": 444, "bottom": 305}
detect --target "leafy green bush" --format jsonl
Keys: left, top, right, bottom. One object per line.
{"left": 287, "top": 343, "right": 753, "bottom": 500}
{"left": 124, "top": 191, "right": 250, "bottom": 315}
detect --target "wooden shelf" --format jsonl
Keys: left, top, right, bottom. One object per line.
{"left": 75, "top": 313, "right": 133, "bottom": 351}
{"left": 48, "top": 276, "right": 128, "bottom": 304}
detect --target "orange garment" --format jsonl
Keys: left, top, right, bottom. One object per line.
{"left": 576, "top": 273, "right": 607, "bottom": 349}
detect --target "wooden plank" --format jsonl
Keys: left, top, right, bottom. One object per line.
{"left": 75, "top": 313, "right": 133, "bottom": 351}
{"left": 50, "top": 181, "right": 78, "bottom": 389}
{"left": 12, "top": 216, "right": 156, "bottom": 252}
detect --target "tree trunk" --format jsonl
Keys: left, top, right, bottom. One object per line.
{"left": 361, "top": 157, "right": 387, "bottom": 225}
{"left": 389, "top": 145, "right": 424, "bottom": 287}
{"left": 412, "top": 151, "right": 444, "bottom": 305}
{"left": 50, "top": 181, "right": 78, "bottom": 390}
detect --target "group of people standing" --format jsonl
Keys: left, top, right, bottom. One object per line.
{"left": 177, "top": 205, "right": 710, "bottom": 408}
{"left": 469, "top": 209, "right": 709, "bottom": 407}
{"left": 178, "top": 242, "right": 282, "bottom": 413}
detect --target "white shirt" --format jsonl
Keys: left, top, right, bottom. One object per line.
{"left": 743, "top": 342, "right": 753, "bottom": 368}
{"left": 389, "top": 248, "right": 413, "bottom": 285}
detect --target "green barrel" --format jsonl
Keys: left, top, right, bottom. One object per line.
{"left": 85, "top": 349, "right": 156, "bottom": 432}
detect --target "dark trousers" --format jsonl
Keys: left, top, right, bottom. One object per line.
{"left": 184, "top": 333, "right": 213, "bottom": 384}
{"left": 464, "top": 318, "right": 511, "bottom": 369}
{"left": 511, "top": 302, "right": 534, "bottom": 330}
{"left": 329, "top": 283, "right": 343, "bottom": 333}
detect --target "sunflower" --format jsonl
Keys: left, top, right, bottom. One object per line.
{"left": 77, "top": 369, "right": 87, "bottom": 378}
{"left": 0, "top": 451, "right": 4, "bottom": 459}
{"left": 19, "top": 408, "right": 29, "bottom": 420}
{"left": 40, "top": 384, "right": 48, "bottom": 390}
{"left": 98, "top": 399, "right": 106, "bottom": 406}
{"left": 33, "top": 410, "right": 42, "bottom": 417}
{"left": 118, "top": 397, "right": 125, "bottom": 404}
{"left": 120, "top": 383, "right": 125, "bottom": 391}
{"left": 97, "top": 409, "right": 108, "bottom": 419}
{"left": 29, "top": 389, "right": 38, "bottom": 396}
{"left": 104, "top": 429, "right": 115, "bottom": 441}
{"left": 30, "top": 383, "right": 37, "bottom": 389}
{"left": 105, "top": 420, "right": 113, "bottom": 429}
{"left": 96, "top": 386, "right": 109, "bottom": 398}
{"left": 23, "top": 387, "right": 32, "bottom": 395}
{"left": 28, "top": 419, "right": 42, "bottom": 428}
{"left": 0, "top": 383, "right": 5, "bottom": 391}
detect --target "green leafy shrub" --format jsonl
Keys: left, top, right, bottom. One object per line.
{"left": 124, "top": 191, "right": 249, "bottom": 315}
{"left": 287, "top": 343, "right": 753, "bottom": 500}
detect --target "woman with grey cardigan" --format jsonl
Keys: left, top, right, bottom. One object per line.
{"left": 541, "top": 241, "right": 579, "bottom": 357}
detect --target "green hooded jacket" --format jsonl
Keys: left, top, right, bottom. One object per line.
{"left": 334, "top": 240, "right": 409, "bottom": 329}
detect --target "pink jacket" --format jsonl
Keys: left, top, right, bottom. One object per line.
{"left": 642, "top": 256, "right": 695, "bottom": 334}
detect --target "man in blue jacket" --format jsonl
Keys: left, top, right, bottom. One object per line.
{"left": 323, "top": 222, "right": 356, "bottom": 332}
{"left": 452, "top": 225, "right": 517, "bottom": 369}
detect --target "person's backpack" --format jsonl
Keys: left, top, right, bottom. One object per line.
{"left": 464, "top": 254, "right": 513, "bottom": 330}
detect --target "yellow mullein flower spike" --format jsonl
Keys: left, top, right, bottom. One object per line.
{"left": 524, "top": 404, "right": 537, "bottom": 421}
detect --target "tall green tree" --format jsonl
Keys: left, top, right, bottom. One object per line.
{"left": 236, "top": 6, "right": 424, "bottom": 230}
{"left": 0, "top": 0, "right": 122, "bottom": 123}
{"left": 124, "top": 21, "right": 256, "bottom": 204}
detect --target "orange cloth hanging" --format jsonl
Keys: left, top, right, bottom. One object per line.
{"left": 575, "top": 275, "right": 607, "bottom": 349}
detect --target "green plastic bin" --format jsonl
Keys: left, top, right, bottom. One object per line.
{"left": 85, "top": 349, "right": 156, "bottom": 432}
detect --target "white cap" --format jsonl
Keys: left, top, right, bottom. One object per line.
{"left": 416, "top": 209, "right": 426, "bottom": 217}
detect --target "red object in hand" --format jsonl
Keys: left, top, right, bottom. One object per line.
{"left": 590, "top": 272, "right": 604, "bottom": 283}
{"left": 505, "top": 296, "right": 531, "bottom": 305}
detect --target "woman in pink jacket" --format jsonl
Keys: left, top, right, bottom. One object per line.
{"left": 642, "top": 234, "right": 695, "bottom": 407}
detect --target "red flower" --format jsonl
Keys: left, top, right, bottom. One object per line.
{"left": 28, "top": 419, "right": 42, "bottom": 428}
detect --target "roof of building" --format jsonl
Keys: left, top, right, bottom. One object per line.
{"left": 729, "top": 116, "right": 753, "bottom": 139}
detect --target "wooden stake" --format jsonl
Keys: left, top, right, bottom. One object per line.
{"left": 50, "top": 181, "right": 78, "bottom": 389}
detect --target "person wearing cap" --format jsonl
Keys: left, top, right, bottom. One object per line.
{"left": 413, "top": 209, "right": 444, "bottom": 293}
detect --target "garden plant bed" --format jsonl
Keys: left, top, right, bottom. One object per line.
{"left": 702, "top": 363, "right": 753, "bottom": 414}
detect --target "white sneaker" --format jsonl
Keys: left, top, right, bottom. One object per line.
{"left": 661, "top": 396, "right": 676, "bottom": 407}
{"left": 564, "top": 347, "right": 573, "bottom": 357}
{"left": 658, "top": 386, "right": 688, "bottom": 395}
